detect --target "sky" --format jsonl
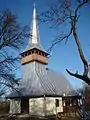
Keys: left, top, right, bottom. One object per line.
{"left": 0, "top": 0, "right": 90, "bottom": 88}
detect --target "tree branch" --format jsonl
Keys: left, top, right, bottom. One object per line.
{"left": 72, "top": 29, "right": 89, "bottom": 76}
{"left": 66, "top": 69, "right": 90, "bottom": 85}
{"left": 48, "top": 27, "right": 73, "bottom": 53}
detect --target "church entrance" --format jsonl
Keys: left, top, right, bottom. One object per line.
{"left": 21, "top": 99, "right": 29, "bottom": 113}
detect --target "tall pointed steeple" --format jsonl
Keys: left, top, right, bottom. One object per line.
{"left": 20, "top": 2, "right": 48, "bottom": 65}
{"left": 31, "top": 1, "right": 39, "bottom": 44}
{"left": 26, "top": 1, "right": 45, "bottom": 52}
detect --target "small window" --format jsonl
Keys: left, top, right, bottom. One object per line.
{"left": 55, "top": 99, "right": 59, "bottom": 107}
{"left": 39, "top": 52, "right": 42, "bottom": 55}
{"left": 25, "top": 53, "right": 27, "bottom": 56}
{"left": 28, "top": 51, "right": 31, "bottom": 55}
{"left": 32, "top": 51, "right": 34, "bottom": 54}
{"left": 36, "top": 51, "right": 38, "bottom": 54}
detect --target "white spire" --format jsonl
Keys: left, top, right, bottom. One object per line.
{"left": 31, "top": 1, "right": 39, "bottom": 44}
{"left": 25, "top": 1, "right": 46, "bottom": 53}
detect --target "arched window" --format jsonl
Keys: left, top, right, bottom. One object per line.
{"left": 39, "top": 52, "right": 42, "bottom": 55}
{"left": 32, "top": 51, "right": 34, "bottom": 54}
{"left": 36, "top": 51, "right": 38, "bottom": 54}
{"left": 28, "top": 51, "right": 31, "bottom": 55}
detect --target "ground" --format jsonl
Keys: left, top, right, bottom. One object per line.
{"left": 0, "top": 114, "right": 81, "bottom": 120}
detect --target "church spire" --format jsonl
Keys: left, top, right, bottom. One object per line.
{"left": 31, "top": 1, "right": 39, "bottom": 44}
{"left": 25, "top": 2, "right": 46, "bottom": 52}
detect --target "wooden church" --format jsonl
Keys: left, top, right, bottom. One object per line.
{"left": 8, "top": 3, "right": 80, "bottom": 117}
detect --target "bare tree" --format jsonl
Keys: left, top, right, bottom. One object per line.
{"left": 39, "top": 0, "right": 90, "bottom": 85}
{"left": 0, "top": 9, "right": 29, "bottom": 97}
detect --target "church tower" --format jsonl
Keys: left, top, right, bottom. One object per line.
{"left": 20, "top": 3, "right": 48, "bottom": 65}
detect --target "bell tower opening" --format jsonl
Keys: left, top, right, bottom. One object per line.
{"left": 21, "top": 48, "right": 48, "bottom": 65}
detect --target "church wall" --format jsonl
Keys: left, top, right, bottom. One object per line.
{"left": 29, "top": 97, "right": 63, "bottom": 116}
{"left": 45, "top": 97, "right": 63, "bottom": 116}
{"left": 29, "top": 98, "right": 45, "bottom": 116}
{"left": 9, "top": 99, "right": 21, "bottom": 114}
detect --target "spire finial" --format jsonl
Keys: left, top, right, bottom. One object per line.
{"left": 34, "top": 0, "right": 36, "bottom": 8}
{"left": 30, "top": 0, "right": 38, "bottom": 44}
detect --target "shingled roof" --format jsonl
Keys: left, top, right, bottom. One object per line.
{"left": 8, "top": 61, "right": 77, "bottom": 98}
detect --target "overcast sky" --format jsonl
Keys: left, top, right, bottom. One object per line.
{"left": 1, "top": 0, "right": 90, "bottom": 88}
